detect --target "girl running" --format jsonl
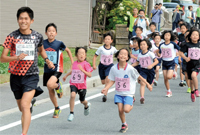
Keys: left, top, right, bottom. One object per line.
{"left": 151, "top": 34, "right": 162, "bottom": 86}
{"left": 93, "top": 33, "right": 118, "bottom": 102}
{"left": 63, "top": 47, "right": 93, "bottom": 121}
{"left": 132, "top": 39, "right": 158, "bottom": 104}
{"left": 101, "top": 48, "right": 152, "bottom": 133}
{"left": 179, "top": 28, "right": 200, "bottom": 102}
{"left": 155, "top": 31, "right": 180, "bottom": 97}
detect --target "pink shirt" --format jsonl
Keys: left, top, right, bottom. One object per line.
{"left": 70, "top": 61, "right": 93, "bottom": 89}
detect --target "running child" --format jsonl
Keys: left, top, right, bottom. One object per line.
{"left": 63, "top": 47, "right": 93, "bottom": 121}
{"left": 155, "top": 30, "right": 180, "bottom": 97}
{"left": 179, "top": 28, "right": 200, "bottom": 102}
{"left": 172, "top": 32, "right": 179, "bottom": 80}
{"left": 43, "top": 23, "right": 74, "bottom": 118}
{"left": 131, "top": 26, "right": 146, "bottom": 40}
{"left": 151, "top": 34, "right": 162, "bottom": 86}
{"left": 132, "top": 39, "right": 158, "bottom": 104}
{"left": 129, "top": 37, "right": 141, "bottom": 73}
{"left": 146, "top": 22, "right": 159, "bottom": 38}
{"left": 0, "top": 7, "right": 54, "bottom": 135}
{"left": 93, "top": 33, "right": 118, "bottom": 102}
{"left": 179, "top": 30, "right": 191, "bottom": 92}
{"left": 101, "top": 48, "right": 152, "bottom": 133}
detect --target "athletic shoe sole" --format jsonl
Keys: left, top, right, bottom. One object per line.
{"left": 102, "top": 95, "right": 107, "bottom": 102}
{"left": 140, "top": 98, "right": 145, "bottom": 104}
{"left": 30, "top": 98, "right": 36, "bottom": 113}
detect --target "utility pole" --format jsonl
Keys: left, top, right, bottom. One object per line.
{"left": 148, "top": 0, "right": 154, "bottom": 18}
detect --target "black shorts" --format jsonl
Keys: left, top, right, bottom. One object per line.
{"left": 186, "top": 61, "right": 200, "bottom": 80}
{"left": 43, "top": 72, "right": 62, "bottom": 86}
{"left": 98, "top": 62, "right": 114, "bottom": 80}
{"left": 70, "top": 85, "right": 86, "bottom": 101}
{"left": 10, "top": 74, "right": 43, "bottom": 100}
{"left": 162, "top": 60, "right": 175, "bottom": 70}
{"left": 182, "top": 62, "right": 187, "bottom": 73}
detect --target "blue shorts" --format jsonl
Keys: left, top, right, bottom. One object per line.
{"left": 162, "top": 60, "right": 175, "bottom": 70}
{"left": 140, "top": 68, "right": 155, "bottom": 84}
{"left": 154, "top": 58, "right": 162, "bottom": 70}
{"left": 114, "top": 95, "right": 133, "bottom": 106}
{"left": 174, "top": 56, "right": 179, "bottom": 65}
{"left": 134, "top": 65, "right": 141, "bottom": 73}
{"left": 98, "top": 62, "right": 114, "bottom": 80}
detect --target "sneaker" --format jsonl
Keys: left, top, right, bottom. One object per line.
{"left": 30, "top": 98, "right": 36, "bottom": 113}
{"left": 102, "top": 95, "right": 107, "bottom": 102}
{"left": 119, "top": 124, "right": 128, "bottom": 133}
{"left": 194, "top": 90, "right": 199, "bottom": 97}
{"left": 140, "top": 98, "right": 145, "bottom": 104}
{"left": 53, "top": 109, "right": 61, "bottom": 118}
{"left": 56, "top": 82, "right": 63, "bottom": 98}
{"left": 67, "top": 113, "right": 74, "bottom": 122}
{"left": 84, "top": 102, "right": 91, "bottom": 116}
{"left": 187, "top": 87, "right": 191, "bottom": 93}
{"left": 166, "top": 91, "right": 172, "bottom": 97}
{"left": 173, "top": 72, "right": 177, "bottom": 79}
{"left": 183, "top": 81, "right": 187, "bottom": 87}
{"left": 154, "top": 80, "right": 158, "bottom": 86}
{"left": 191, "top": 93, "right": 196, "bottom": 102}
{"left": 179, "top": 81, "right": 184, "bottom": 87}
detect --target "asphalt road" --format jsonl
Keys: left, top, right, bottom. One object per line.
{"left": 0, "top": 68, "right": 200, "bottom": 135}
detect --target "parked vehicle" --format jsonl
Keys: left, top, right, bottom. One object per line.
{"left": 163, "top": 2, "right": 179, "bottom": 12}
{"left": 171, "top": 0, "right": 193, "bottom": 4}
{"left": 180, "top": 3, "right": 199, "bottom": 20}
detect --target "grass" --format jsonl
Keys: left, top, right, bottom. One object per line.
{"left": 0, "top": 47, "right": 100, "bottom": 84}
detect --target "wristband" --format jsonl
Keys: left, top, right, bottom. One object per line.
{"left": 44, "top": 57, "right": 49, "bottom": 62}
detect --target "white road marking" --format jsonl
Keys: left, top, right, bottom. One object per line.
{"left": 0, "top": 88, "right": 115, "bottom": 132}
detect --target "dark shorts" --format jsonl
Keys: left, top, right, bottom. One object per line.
{"left": 134, "top": 65, "right": 141, "bottom": 73}
{"left": 182, "top": 62, "right": 187, "bottom": 72}
{"left": 186, "top": 61, "right": 200, "bottom": 80}
{"left": 70, "top": 85, "right": 87, "bottom": 101}
{"left": 43, "top": 72, "right": 62, "bottom": 86}
{"left": 162, "top": 60, "right": 175, "bottom": 70}
{"left": 154, "top": 58, "right": 162, "bottom": 70}
{"left": 140, "top": 68, "right": 155, "bottom": 84}
{"left": 98, "top": 62, "right": 114, "bottom": 80}
{"left": 10, "top": 74, "right": 43, "bottom": 100}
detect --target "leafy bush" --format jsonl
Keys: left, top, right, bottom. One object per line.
{"left": 106, "top": 0, "right": 143, "bottom": 30}
{"left": 0, "top": 46, "right": 9, "bottom": 74}
{"left": 38, "top": 55, "right": 45, "bottom": 67}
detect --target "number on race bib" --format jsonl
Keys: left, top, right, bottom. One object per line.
{"left": 188, "top": 48, "right": 200, "bottom": 60}
{"left": 71, "top": 70, "right": 84, "bottom": 83}
{"left": 162, "top": 48, "right": 172, "bottom": 58}
{"left": 139, "top": 57, "right": 152, "bottom": 68}
{"left": 115, "top": 77, "right": 130, "bottom": 92}
{"left": 101, "top": 55, "right": 113, "bottom": 65}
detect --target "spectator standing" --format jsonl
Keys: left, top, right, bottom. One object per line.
{"left": 185, "top": 6, "right": 194, "bottom": 28}
{"left": 151, "top": 4, "right": 163, "bottom": 31}
{"left": 172, "top": 5, "right": 184, "bottom": 30}
{"left": 195, "top": 5, "right": 200, "bottom": 28}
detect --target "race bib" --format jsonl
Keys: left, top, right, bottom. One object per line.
{"left": 101, "top": 55, "right": 113, "bottom": 65}
{"left": 46, "top": 51, "right": 57, "bottom": 64}
{"left": 139, "top": 57, "right": 152, "bottom": 68}
{"left": 16, "top": 44, "right": 35, "bottom": 60}
{"left": 70, "top": 70, "right": 84, "bottom": 83}
{"left": 188, "top": 48, "right": 200, "bottom": 60}
{"left": 162, "top": 48, "right": 172, "bottom": 58}
{"left": 115, "top": 77, "right": 130, "bottom": 92}
{"left": 130, "top": 54, "right": 138, "bottom": 64}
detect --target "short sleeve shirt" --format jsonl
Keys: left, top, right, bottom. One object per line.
{"left": 137, "top": 51, "right": 156, "bottom": 69}
{"left": 95, "top": 45, "right": 118, "bottom": 65}
{"left": 108, "top": 63, "right": 140, "bottom": 97}
{"left": 70, "top": 61, "right": 93, "bottom": 89}
{"left": 2, "top": 29, "right": 43, "bottom": 76}
{"left": 43, "top": 39, "right": 66, "bottom": 73}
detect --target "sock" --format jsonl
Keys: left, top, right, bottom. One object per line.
{"left": 191, "top": 91, "right": 195, "bottom": 93}
{"left": 122, "top": 122, "right": 126, "bottom": 125}
{"left": 141, "top": 97, "right": 144, "bottom": 99}
{"left": 55, "top": 83, "right": 60, "bottom": 90}
{"left": 55, "top": 106, "right": 59, "bottom": 110}
{"left": 70, "top": 112, "right": 74, "bottom": 114}
{"left": 167, "top": 89, "right": 171, "bottom": 92}
{"left": 181, "top": 80, "right": 184, "bottom": 82}
{"left": 85, "top": 106, "right": 88, "bottom": 109}
{"left": 195, "top": 89, "right": 198, "bottom": 91}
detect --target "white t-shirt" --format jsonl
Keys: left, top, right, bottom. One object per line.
{"left": 95, "top": 45, "right": 118, "bottom": 64}
{"left": 137, "top": 51, "right": 156, "bottom": 69}
{"left": 158, "top": 41, "right": 180, "bottom": 61}
{"left": 134, "top": 18, "right": 149, "bottom": 37}
{"left": 108, "top": 63, "right": 140, "bottom": 97}
{"left": 151, "top": 43, "right": 162, "bottom": 58}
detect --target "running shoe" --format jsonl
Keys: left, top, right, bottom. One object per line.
{"left": 53, "top": 109, "right": 61, "bottom": 118}
{"left": 173, "top": 72, "right": 177, "bottom": 79}
{"left": 166, "top": 91, "right": 172, "bottom": 97}
{"left": 140, "top": 97, "right": 145, "bottom": 104}
{"left": 119, "top": 124, "right": 128, "bottom": 133}
{"left": 179, "top": 81, "right": 184, "bottom": 87}
{"left": 153, "top": 80, "right": 158, "bottom": 86}
{"left": 102, "top": 95, "right": 107, "bottom": 102}
{"left": 187, "top": 87, "right": 191, "bottom": 93}
{"left": 191, "top": 93, "right": 196, "bottom": 102}
{"left": 56, "top": 82, "right": 63, "bottom": 98}
{"left": 67, "top": 113, "right": 74, "bottom": 122}
{"left": 183, "top": 81, "right": 187, "bottom": 87}
{"left": 84, "top": 102, "right": 91, "bottom": 116}
{"left": 194, "top": 90, "right": 199, "bottom": 97}
{"left": 30, "top": 98, "right": 36, "bottom": 113}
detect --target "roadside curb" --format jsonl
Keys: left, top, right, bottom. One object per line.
{"left": 62, "top": 76, "right": 102, "bottom": 96}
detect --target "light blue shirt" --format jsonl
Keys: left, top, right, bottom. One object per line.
{"left": 151, "top": 9, "right": 163, "bottom": 23}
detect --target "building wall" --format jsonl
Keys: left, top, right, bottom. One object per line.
{"left": 0, "top": 0, "right": 92, "bottom": 47}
